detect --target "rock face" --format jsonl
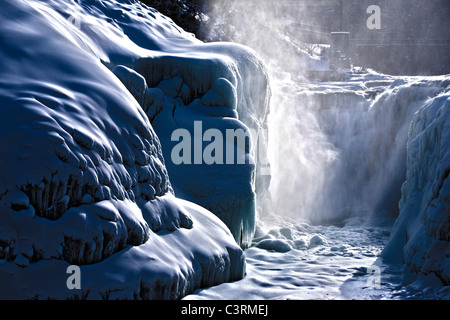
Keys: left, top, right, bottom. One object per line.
{"left": 0, "top": 0, "right": 272, "bottom": 299}
{"left": 382, "top": 88, "right": 450, "bottom": 284}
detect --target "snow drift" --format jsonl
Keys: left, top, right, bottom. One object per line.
{"left": 0, "top": 0, "right": 270, "bottom": 299}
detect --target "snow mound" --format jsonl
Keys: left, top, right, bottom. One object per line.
{"left": 256, "top": 239, "right": 292, "bottom": 252}
{"left": 383, "top": 88, "right": 450, "bottom": 284}
{"left": 0, "top": 0, "right": 251, "bottom": 299}
{"left": 251, "top": 220, "right": 331, "bottom": 253}
{"left": 308, "top": 234, "right": 328, "bottom": 247}
{"left": 20, "top": 0, "right": 271, "bottom": 247}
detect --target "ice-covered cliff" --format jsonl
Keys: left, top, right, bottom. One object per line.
{"left": 0, "top": 0, "right": 270, "bottom": 299}
{"left": 383, "top": 86, "right": 450, "bottom": 285}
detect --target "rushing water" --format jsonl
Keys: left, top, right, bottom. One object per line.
{"left": 267, "top": 70, "right": 448, "bottom": 224}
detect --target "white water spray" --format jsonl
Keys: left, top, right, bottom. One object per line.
{"left": 268, "top": 76, "right": 449, "bottom": 224}
{"left": 208, "top": 0, "right": 450, "bottom": 224}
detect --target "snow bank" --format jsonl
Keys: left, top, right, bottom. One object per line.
{"left": 382, "top": 86, "right": 450, "bottom": 285}
{"left": 21, "top": 0, "right": 271, "bottom": 247}
{"left": 0, "top": 195, "right": 245, "bottom": 299}
{"left": 0, "top": 0, "right": 256, "bottom": 299}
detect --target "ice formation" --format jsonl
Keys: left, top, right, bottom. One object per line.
{"left": 132, "top": 44, "right": 271, "bottom": 247}
{"left": 0, "top": 0, "right": 270, "bottom": 299}
{"left": 67, "top": 0, "right": 271, "bottom": 247}
{"left": 383, "top": 87, "right": 450, "bottom": 284}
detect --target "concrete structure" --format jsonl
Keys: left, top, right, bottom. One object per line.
{"left": 330, "top": 32, "right": 351, "bottom": 70}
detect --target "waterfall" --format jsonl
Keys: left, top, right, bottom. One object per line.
{"left": 268, "top": 74, "right": 449, "bottom": 224}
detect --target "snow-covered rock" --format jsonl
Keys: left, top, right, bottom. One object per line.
{"left": 23, "top": 0, "right": 270, "bottom": 247}
{"left": 71, "top": 0, "right": 271, "bottom": 247}
{"left": 133, "top": 43, "right": 271, "bottom": 247}
{"left": 382, "top": 88, "right": 450, "bottom": 285}
{"left": 0, "top": 0, "right": 270, "bottom": 299}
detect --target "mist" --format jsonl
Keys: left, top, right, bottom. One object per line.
{"left": 204, "top": 0, "right": 450, "bottom": 224}
{"left": 204, "top": 0, "right": 450, "bottom": 75}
